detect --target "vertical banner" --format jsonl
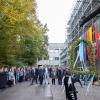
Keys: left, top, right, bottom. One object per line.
{"left": 79, "top": 34, "right": 86, "bottom": 70}
{"left": 97, "top": 19, "right": 100, "bottom": 58}
{"left": 94, "top": 21, "right": 100, "bottom": 59}
{"left": 89, "top": 27, "right": 93, "bottom": 43}
{"left": 97, "top": 19, "right": 100, "bottom": 33}
{"left": 79, "top": 42, "right": 84, "bottom": 70}
{"left": 79, "top": 42, "right": 85, "bottom": 62}
{"left": 86, "top": 27, "right": 93, "bottom": 42}
{"left": 79, "top": 34, "right": 86, "bottom": 62}
{"left": 86, "top": 26, "right": 93, "bottom": 60}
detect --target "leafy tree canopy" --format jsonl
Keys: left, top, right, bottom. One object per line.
{"left": 0, "top": 0, "right": 48, "bottom": 67}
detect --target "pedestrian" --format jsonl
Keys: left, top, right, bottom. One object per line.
{"left": 73, "top": 74, "right": 83, "bottom": 88}
{"left": 19, "top": 68, "right": 24, "bottom": 82}
{"left": 48, "top": 67, "right": 52, "bottom": 78}
{"left": 38, "top": 66, "right": 45, "bottom": 85}
{"left": 44, "top": 66, "right": 49, "bottom": 84}
{"left": 30, "top": 67, "right": 35, "bottom": 85}
{"left": 64, "top": 71, "right": 78, "bottom": 100}
{"left": 51, "top": 68, "right": 56, "bottom": 85}
{"left": 7, "top": 68, "right": 15, "bottom": 87}
{"left": 35, "top": 67, "right": 39, "bottom": 84}
{"left": 57, "top": 67, "right": 63, "bottom": 85}
{"left": 24, "top": 68, "right": 29, "bottom": 81}
{"left": 0, "top": 68, "right": 7, "bottom": 89}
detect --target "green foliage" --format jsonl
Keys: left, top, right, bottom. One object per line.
{"left": 70, "top": 39, "right": 96, "bottom": 75}
{"left": 0, "top": 0, "right": 48, "bottom": 67}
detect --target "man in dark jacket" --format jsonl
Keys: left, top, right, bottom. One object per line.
{"left": 57, "top": 68, "right": 63, "bottom": 85}
{"left": 35, "top": 68, "right": 39, "bottom": 84}
{"left": 0, "top": 70, "right": 7, "bottom": 89}
{"left": 64, "top": 71, "right": 77, "bottom": 100}
{"left": 38, "top": 66, "right": 45, "bottom": 85}
{"left": 51, "top": 68, "right": 56, "bottom": 85}
{"left": 30, "top": 68, "right": 35, "bottom": 85}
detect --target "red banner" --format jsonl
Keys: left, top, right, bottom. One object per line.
{"left": 94, "top": 22, "right": 100, "bottom": 59}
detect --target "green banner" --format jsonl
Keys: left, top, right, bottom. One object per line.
{"left": 97, "top": 19, "right": 100, "bottom": 34}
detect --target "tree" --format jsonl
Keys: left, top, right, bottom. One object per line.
{"left": 0, "top": 0, "right": 48, "bottom": 67}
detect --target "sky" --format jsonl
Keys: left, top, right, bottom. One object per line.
{"left": 36, "top": 0, "right": 75, "bottom": 43}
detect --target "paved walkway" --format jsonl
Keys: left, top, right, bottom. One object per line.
{"left": 51, "top": 85, "right": 66, "bottom": 100}
{"left": 51, "top": 83, "right": 100, "bottom": 100}
{"left": 0, "top": 82, "right": 100, "bottom": 100}
{"left": 76, "top": 84, "right": 100, "bottom": 100}
{"left": 0, "top": 82, "right": 53, "bottom": 100}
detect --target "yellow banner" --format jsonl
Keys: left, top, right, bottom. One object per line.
{"left": 88, "top": 26, "right": 92, "bottom": 43}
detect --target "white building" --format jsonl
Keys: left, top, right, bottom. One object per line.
{"left": 37, "top": 43, "right": 64, "bottom": 67}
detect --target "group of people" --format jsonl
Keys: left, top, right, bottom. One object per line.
{"left": 0, "top": 66, "right": 50, "bottom": 87}
{"left": 1, "top": 66, "right": 97, "bottom": 100}
{"left": 0, "top": 67, "right": 28, "bottom": 88}
{"left": 0, "top": 66, "right": 78, "bottom": 100}
{"left": 0, "top": 66, "right": 72, "bottom": 86}
{"left": 28, "top": 66, "right": 69, "bottom": 85}
{"left": 30, "top": 66, "right": 79, "bottom": 100}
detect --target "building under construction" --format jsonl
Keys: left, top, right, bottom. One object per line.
{"left": 61, "top": 0, "right": 100, "bottom": 70}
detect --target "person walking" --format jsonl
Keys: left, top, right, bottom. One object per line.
{"left": 19, "top": 68, "right": 24, "bottom": 82}
{"left": 64, "top": 71, "right": 78, "bottom": 100}
{"left": 44, "top": 67, "right": 49, "bottom": 85}
{"left": 7, "top": 69, "right": 15, "bottom": 87}
{"left": 57, "top": 67, "right": 63, "bottom": 85}
{"left": 30, "top": 67, "right": 35, "bottom": 85}
{"left": 35, "top": 67, "right": 39, "bottom": 84}
{"left": 51, "top": 68, "right": 56, "bottom": 85}
{"left": 73, "top": 74, "right": 83, "bottom": 88}
{"left": 38, "top": 66, "right": 45, "bottom": 85}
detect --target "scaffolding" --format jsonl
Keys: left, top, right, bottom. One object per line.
{"left": 61, "top": 0, "right": 100, "bottom": 66}
{"left": 67, "top": 0, "right": 100, "bottom": 43}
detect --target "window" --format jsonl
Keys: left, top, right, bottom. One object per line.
{"left": 55, "top": 57, "right": 59, "bottom": 60}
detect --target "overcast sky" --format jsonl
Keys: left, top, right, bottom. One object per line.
{"left": 36, "top": 0, "right": 75, "bottom": 43}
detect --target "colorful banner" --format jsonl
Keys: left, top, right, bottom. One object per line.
{"left": 97, "top": 19, "right": 100, "bottom": 33}
{"left": 97, "top": 19, "right": 100, "bottom": 59}
{"left": 79, "top": 41, "right": 86, "bottom": 62}
{"left": 86, "top": 26, "right": 92, "bottom": 43}
{"left": 94, "top": 21, "right": 100, "bottom": 59}
{"left": 89, "top": 27, "right": 93, "bottom": 43}
{"left": 86, "top": 26, "right": 93, "bottom": 60}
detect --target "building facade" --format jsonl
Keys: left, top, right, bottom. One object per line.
{"left": 37, "top": 43, "right": 64, "bottom": 67}
{"left": 60, "top": 35, "right": 71, "bottom": 67}
{"left": 61, "top": 0, "right": 100, "bottom": 70}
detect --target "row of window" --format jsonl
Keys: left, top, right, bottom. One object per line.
{"left": 49, "top": 49, "right": 63, "bottom": 53}
{"left": 49, "top": 57, "right": 59, "bottom": 61}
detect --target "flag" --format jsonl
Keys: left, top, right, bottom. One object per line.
{"left": 86, "top": 27, "right": 93, "bottom": 43}
{"left": 94, "top": 21, "right": 100, "bottom": 59}
{"left": 97, "top": 19, "right": 100, "bottom": 58}
{"left": 89, "top": 26, "right": 93, "bottom": 43}
{"left": 79, "top": 42, "right": 86, "bottom": 62}
{"left": 86, "top": 27, "right": 93, "bottom": 60}
{"left": 86, "top": 47, "right": 91, "bottom": 60}
{"left": 97, "top": 19, "right": 100, "bottom": 33}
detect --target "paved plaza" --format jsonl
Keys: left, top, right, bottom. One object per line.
{"left": 0, "top": 82, "right": 53, "bottom": 100}
{"left": 0, "top": 82, "right": 100, "bottom": 100}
